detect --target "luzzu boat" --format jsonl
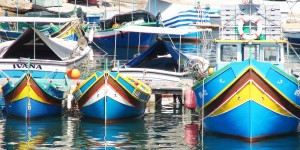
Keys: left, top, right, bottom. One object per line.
{"left": 2, "top": 73, "right": 69, "bottom": 118}
{"left": 73, "top": 71, "right": 151, "bottom": 122}
{"left": 0, "top": 27, "right": 92, "bottom": 118}
{"left": 192, "top": 2, "right": 300, "bottom": 142}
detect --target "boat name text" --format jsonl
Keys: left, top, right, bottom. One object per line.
{"left": 13, "top": 64, "right": 42, "bottom": 70}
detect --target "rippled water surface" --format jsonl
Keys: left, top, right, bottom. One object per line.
{"left": 1, "top": 102, "right": 300, "bottom": 149}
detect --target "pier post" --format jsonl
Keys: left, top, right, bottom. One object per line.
{"left": 173, "top": 94, "right": 183, "bottom": 105}
{"left": 155, "top": 94, "right": 162, "bottom": 105}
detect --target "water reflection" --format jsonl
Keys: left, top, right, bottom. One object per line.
{"left": 185, "top": 123, "right": 199, "bottom": 148}
{"left": 143, "top": 104, "right": 194, "bottom": 149}
{"left": 203, "top": 132, "right": 300, "bottom": 150}
{"left": 0, "top": 104, "right": 299, "bottom": 149}
{"left": 3, "top": 116, "right": 63, "bottom": 149}
{"left": 78, "top": 117, "right": 148, "bottom": 149}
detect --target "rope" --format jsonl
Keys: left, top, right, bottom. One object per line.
{"left": 201, "top": 78, "right": 204, "bottom": 149}
{"left": 288, "top": 42, "right": 300, "bottom": 60}
{"left": 0, "top": 69, "right": 10, "bottom": 78}
{"left": 91, "top": 40, "right": 108, "bottom": 55}
{"left": 103, "top": 72, "right": 109, "bottom": 148}
{"left": 158, "top": 15, "right": 176, "bottom": 48}
{"left": 26, "top": 73, "right": 31, "bottom": 120}
{"left": 43, "top": 69, "right": 59, "bottom": 80}
{"left": 26, "top": 120, "right": 32, "bottom": 143}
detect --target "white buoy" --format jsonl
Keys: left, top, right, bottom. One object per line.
{"left": 67, "top": 94, "right": 73, "bottom": 110}
{"left": 88, "top": 28, "right": 94, "bottom": 44}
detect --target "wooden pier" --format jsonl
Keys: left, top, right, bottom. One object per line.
{"left": 143, "top": 78, "right": 194, "bottom": 105}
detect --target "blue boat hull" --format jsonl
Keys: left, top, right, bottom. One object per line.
{"left": 193, "top": 59, "right": 300, "bottom": 141}
{"left": 81, "top": 96, "right": 145, "bottom": 121}
{"left": 2, "top": 73, "right": 67, "bottom": 118}
{"left": 92, "top": 31, "right": 155, "bottom": 48}
{"left": 73, "top": 71, "right": 151, "bottom": 122}
{"left": 5, "top": 98, "right": 61, "bottom": 118}
{"left": 205, "top": 101, "right": 299, "bottom": 139}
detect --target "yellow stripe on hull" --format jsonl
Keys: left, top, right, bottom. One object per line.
{"left": 11, "top": 85, "right": 50, "bottom": 104}
{"left": 211, "top": 80, "right": 292, "bottom": 117}
{"left": 57, "top": 27, "right": 81, "bottom": 39}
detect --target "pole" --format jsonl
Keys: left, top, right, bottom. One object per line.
{"left": 132, "top": 0, "right": 134, "bottom": 12}
{"left": 201, "top": 78, "right": 205, "bottom": 149}
{"left": 16, "top": 0, "right": 18, "bottom": 32}
{"left": 105, "top": 0, "right": 107, "bottom": 19}
{"left": 113, "top": 30, "right": 117, "bottom": 68}
{"left": 154, "top": 0, "right": 157, "bottom": 16}
{"left": 178, "top": 35, "right": 182, "bottom": 72}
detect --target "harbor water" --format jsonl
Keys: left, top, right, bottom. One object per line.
{"left": 1, "top": 101, "right": 300, "bottom": 149}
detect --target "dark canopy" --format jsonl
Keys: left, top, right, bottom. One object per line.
{"left": 124, "top": 39, "right": 189, "bottom": 72}
{"left": 3, "top": 27, "right": 73, "bottom": 60}
{"left": 102, "top": 10, "right": 157, "bottom": 29}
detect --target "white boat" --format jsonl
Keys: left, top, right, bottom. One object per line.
{"left": 111, "top": 26, "right": 209, "bottom": 82}
{"left": 0, "top": 27, "right": 92, "bottom": 79}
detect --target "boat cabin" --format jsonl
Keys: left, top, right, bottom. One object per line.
{"left": 214, "top": 3, "right": 286, "bottom": 71}
{"left": 215, "top": 40, "right": 285, "bottom": 70}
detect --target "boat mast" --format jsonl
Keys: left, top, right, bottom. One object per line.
{"left": 105, "top": 0, "right": 107, "bottom": 19}
{"left": 16, "top": 0, "right": 18, "bottom": 32}
{"left": 86, "top": 0, "right": 89, "bottom": 22}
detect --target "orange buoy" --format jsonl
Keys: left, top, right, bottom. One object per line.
{"left": 208, "top": 67, "right": 214, "bottom": 75}
{"left": 0, "top": 85, "right": 2, "bottom": 94}
{"left": 134, "top": 81, "right": 139, "bottom": 86}
{"left": 70, "top": 69, "right": 81, "bottom": 79}
{"left": 112, "top": 23, "right": 121, "bottom": 28}
{"left": 184, "top": 88, "right": 196, "bottom": 109}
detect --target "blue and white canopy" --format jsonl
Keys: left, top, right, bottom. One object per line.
{"left": 161, "top": 8, "right": 210, "bottom": 28}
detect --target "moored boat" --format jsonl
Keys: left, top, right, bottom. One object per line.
{"left": 161, "top": 7, "right": 211, "bottom": 44}
{"left": 192, "top": 2, "right": 300, "bottom": 142}
{"left": 2, "top": 72, "right": 69, "bottom": 118}
{"left": 87, "top": 10, "right": 157, "bottom": 59}
{"left": 0, "top": 27, "right": 92, "bottom": 118}
{"left": 112, "top": 26, "right": 210, "bottom": 82}
{"left": 72, "top": 71, "right": 151, "bottom": 122}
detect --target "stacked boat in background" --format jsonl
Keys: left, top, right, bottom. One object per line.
{"left": 161, "top": 7, "right": 210, "bottom": 44}
{"left": 0, "top": 17, "right": 85, "bottom": 42}
{"left": 192, "top": 1, "right": 300, "bottom": 142}
{"left": 87, "top": 10, "right": 158, "bottom": 60}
